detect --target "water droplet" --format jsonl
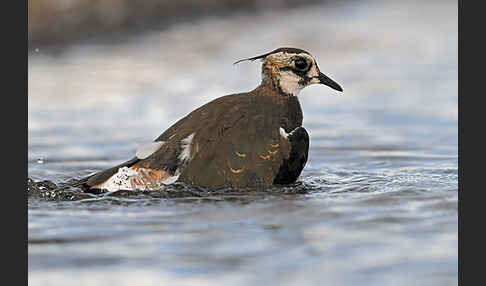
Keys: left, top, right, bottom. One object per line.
{"left": 34, "top": 48, "right": 39, "bottom": 53}
{"left": 37, "top": 158, "right": 44, "bottom": 164}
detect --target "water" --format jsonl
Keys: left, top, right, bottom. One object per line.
{"left": 28, "top": 0, "right": 458, "bottom": 285}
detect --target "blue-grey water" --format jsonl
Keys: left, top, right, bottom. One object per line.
{"left": 28, "top": 0, "right": 457, "bottom": 285}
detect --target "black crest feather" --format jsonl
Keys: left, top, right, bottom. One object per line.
{"left": 233, "top": 47, "right": 310, "bottom": 65}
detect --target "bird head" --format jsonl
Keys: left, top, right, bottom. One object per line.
{"left": 235, "top": 47, "right": 343, "bottom": 96}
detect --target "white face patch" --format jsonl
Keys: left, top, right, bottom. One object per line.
{"left": 135, "top": 141, "right": 165, "bottom": 159}
{"left": 265, "top": 52, "right": 320, "bottom": 96}
{"left": 178, "top": 133, "right": 195, "bottom": 163}
{"left": 307, "top": 62, "right": 321, "bottom": 84}
{"left": 278, "top": 71, "right": 304, "bottom": 96}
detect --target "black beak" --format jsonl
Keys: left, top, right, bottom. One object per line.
{"left": 318, "top": 72, "right": 343, "bottom": 92}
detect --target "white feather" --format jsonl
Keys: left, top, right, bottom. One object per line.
{"left": 178, "top": 133, "right": 195, "bottom": 162}
{"left": 94, "top": 167, "right": 139, "bottom": 192}
{"left": 93, "top": 166, "right": 181, "bottom": 192}
{"left": 280, "top": 127, "right": 289, "bottom": 139}
{"left": 160, "top": 171, "right": 180, "bottom": 185}
{"left": 135, "top": 141, "right": 165, "bottom": 159}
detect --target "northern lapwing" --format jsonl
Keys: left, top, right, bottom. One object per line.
{"left": 83, "top": 47, "right": 342, "bottom": 192}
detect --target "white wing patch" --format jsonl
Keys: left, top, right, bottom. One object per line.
{"left": 94, "top": 133, "right": 198, "bottom": 192}
{"left": 178, "top": 133, "right": 195, "bottom": 163}
{"left": 92, "top": 166, "right": 180, "bottom": 192}
{"left": 136, "top": 141, "right": 165, "bottom": 159}
{"left": 94, "top": 167, "right": 139, "bottom": 192}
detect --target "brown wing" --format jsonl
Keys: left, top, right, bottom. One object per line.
{"left": 86, "top": 91, "right": 293, "bottom": 189}
{"left": 85, "top": 93, "right": 254, "bottom": 188}
{"left": 133, "top": 93, "right": 254, "bottom": 170}
{"left": 179, "top": 94, "right": 291, "bottom": 188}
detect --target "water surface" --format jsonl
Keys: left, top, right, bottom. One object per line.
{"left": 28, "top": 0, "right": 458, "bottom": 285}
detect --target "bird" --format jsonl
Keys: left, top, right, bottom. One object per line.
{"left": 82, "top": 47, "right": 342, "bottom": 192}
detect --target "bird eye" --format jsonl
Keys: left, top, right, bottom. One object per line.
{"left": 294, "top": 58, "right": 308, "bottom": 70}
